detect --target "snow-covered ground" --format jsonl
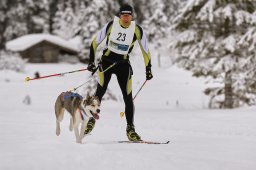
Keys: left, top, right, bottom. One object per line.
{"left": 0, "top": 56, "right": 256, "bottom": 170}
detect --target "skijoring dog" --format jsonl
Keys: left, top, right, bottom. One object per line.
{"left": 55, "top": 92, "right": 100, "bottom": 143}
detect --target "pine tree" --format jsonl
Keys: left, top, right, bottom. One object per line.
{"left": 0, "top": 0, "right": 8, "bottom": 48}
{"left": 142, "top": 1, "right": 168, "bottom": 42}
{"left": 78, "top": 0, "right": 118, "bottom": 62}
{"left": 26, "top": 0, "right": 50, "bottom": 33}
{"left": 0, "top": 50, "right": 26, "bottom": 72}
{"left": 48, "top": 0, "right": 61, "bottom": 33}
{"left": 1, "top": 0, "right": 50, "bottom": 48}
{"left": 172, "top": 0, "right": 256, "bottom": 108}
{"left": 77, "top": 0, "right": 102, "bottom": 62}
{"left": 53, "top": 0, "right": 78, "bottom": 40}
{"left": 235, "top": 11, "right": 256, "bottom": 106}
{"left": 140, "top": 0, "right": 170, "bottom": 67}
{"left": 103, "top": 0, "right": 119, "bottom": 22}
{"left": 3, "top": 0, "right": 29, "bottom": 42}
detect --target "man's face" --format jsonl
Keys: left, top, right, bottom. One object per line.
{"left": 120, "top": 14, "right": 132, "bottom": 24}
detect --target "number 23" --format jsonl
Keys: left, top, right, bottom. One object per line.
{"left": 116, "top": 33, "right": 126, "bottom": 41}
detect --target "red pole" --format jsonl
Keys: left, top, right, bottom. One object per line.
{"left": 25, "top": 68, "right": 88, "bottom": 82}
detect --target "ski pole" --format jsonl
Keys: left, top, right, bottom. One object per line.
{"left": 24, "top": 68, "right": 88, "bottom": 82}
{"left": 120, "top": 80, "right": 148, "bottom": 118}
{"left": 132, "top": 80, "right": 147, "bottom": 101}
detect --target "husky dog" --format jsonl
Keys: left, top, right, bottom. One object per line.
{"left": 55, "top": 92, "right": 100, "bottom": 143}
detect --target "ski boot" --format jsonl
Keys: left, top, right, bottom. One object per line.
{"left": 84, "top": 118, "right": 96, "bottom": 135}
{"left": 126, "top": 124, "right": 141, "bottom": 141}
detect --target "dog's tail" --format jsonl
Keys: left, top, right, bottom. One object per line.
{"left": 55, "top": 93, "right": 65, "bottom": 136}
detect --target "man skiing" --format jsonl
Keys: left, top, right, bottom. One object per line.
{"left": 85, "top": 4, "right": 153, "bottom": 141}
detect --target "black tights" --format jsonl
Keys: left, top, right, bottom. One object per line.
{"left": 95, "top": 60, "right": 134, "bottom": 125}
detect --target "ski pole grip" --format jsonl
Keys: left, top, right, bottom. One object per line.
{"left": 92, "top": 66, "right": 99, "bottom": 76}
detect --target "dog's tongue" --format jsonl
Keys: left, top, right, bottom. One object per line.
{"left": 94, "top": 114, "right": 100, "bottom": 120}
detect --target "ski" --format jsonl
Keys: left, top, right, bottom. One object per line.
{"left": 118, "top": 140, "right": 170, "bottom": 144}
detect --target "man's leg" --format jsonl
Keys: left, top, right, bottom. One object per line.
{"left": 95, "top": 61, "right": 113, "bottom": 101}
{"left": 84, "top": 61, "right": 112, "bottom": 135}
{"left": 115, "top": 63, "right": 141, "bottom": 141}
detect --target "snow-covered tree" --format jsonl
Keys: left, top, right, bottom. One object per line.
{"left": 77, "top": 1, "right": 102, "bottom": 62}
{"left": 78, "top": 0, "right": 118, "bottom": 62}
{"left": 53, "top": 0, "right": 79, "bottom": 40}
{"left": 142, "top": 1, "right": 168, "bottom": 42}
{"left": 0, "top": 0, "right": 8, "bottom": 48}
{"left": 4, "top": 0, "right": 29, "bottom": 41}
{"left": 0, "top": 50, "right": 26, "bottom": 72}
{"left": 26, "top": 0, "right": 49, "bottom": 33}
{"left": 0, "top": 0, "right": 50, "bottom": 48}
{"left": 103, "top": 0, "right": 119, "bottom": 21}
{"left": 235, "top": 12, "right": 256, "bottom": 106}
{"left": 141, "top": 0, "right": 185, "bottom": 67}
{"left": 172, "top": 0, "right": 256, "bottom": 108}
{"left": 162, "top": 0, "right": 188, "bottom": 23}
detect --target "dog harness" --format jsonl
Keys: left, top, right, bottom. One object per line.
{"left": 62, "top": 92, "right": 87, "bottom": 120}
{"left": 63, "top": 92, "right": 83, "bottom": 100}
{"left": 79, "top": 107, "right": 87, "bottom": 121}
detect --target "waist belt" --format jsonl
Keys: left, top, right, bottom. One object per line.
{"left": 101, "top": 56, "right": 129, "bottom": 64}
{"left": 99, "top": 57, "right": 133, "bottom": 75}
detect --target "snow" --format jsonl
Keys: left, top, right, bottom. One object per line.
{"left": 0, "top": 54, "right": 256, "bottom": 170}
{"left": 197, "top": 0, "right": 215, "bottom": 22}
{"left": 68, "top": 36, "right": 83, "bottom": 51}
{"left": 223, "top": 35, "right": 237, "bottom": 53}
{"left": 223, "top": 5, "right": 232, "bottom": 19}
{"left": 5, "top": 34, "right": 80, "bottom": 52}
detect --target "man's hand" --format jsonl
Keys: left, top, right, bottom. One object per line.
{"left": 87, "top": 62, "right": 97, "bottom": 73}
{"left": 146, "top": 66, "right": 153, "bottom": 80}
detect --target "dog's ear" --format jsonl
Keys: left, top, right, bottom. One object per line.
{"left": 86, "top": 92, "right": 90, "bottom": 101}
{"left": 83, "top": 98, "right": 89, "bottom": 106}
{"left": 84, "top": 92, "right": 92, "bottom": 105}
{"left": 94, "top": 96, "right": 100, "bottom": 103}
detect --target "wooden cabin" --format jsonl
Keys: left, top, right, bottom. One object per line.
{"left": 6, "top": 34, "right": 80, "bottom": 63}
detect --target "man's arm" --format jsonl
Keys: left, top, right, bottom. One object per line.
{"left": 135, "top": 25, "right": 153, "bottom": 80}
{"left": 89, "top": 21, "right": 113, "bottom": 63}
{"left": 135, "top": 25, "right": 152, "bottom": 68}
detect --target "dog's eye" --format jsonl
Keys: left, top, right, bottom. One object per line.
{"left": 91, "top": 105, "right": 95, "bottom": 107}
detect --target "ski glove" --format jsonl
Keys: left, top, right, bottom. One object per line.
{"left": 87, "top": 62, "right": 97, "bottom": 73}
{"left": 146, "top": 66, "right": 153, "bottom": 80}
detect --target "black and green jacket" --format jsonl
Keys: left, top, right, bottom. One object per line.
{"left": 89, "top": 19, "right": 151, "bottom": 68}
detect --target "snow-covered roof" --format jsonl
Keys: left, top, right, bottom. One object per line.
{"left": 6, "top": 34, "right": 80, "bottom": 53}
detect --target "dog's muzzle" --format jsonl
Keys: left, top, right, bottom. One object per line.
{"left": 90, "top": 110, "right": 100, "bottom": 120}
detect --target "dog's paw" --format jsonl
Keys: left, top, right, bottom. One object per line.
{"left": 56, "top": 129, "right": 60, "bottom": 136}
{"left": 76, "top": 140, "right": 82, "bottom": 144}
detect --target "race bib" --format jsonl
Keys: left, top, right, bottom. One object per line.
{"left": 108, "top": 16, "right": 135, "bottom": 55}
